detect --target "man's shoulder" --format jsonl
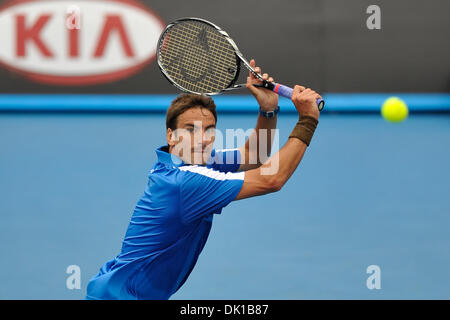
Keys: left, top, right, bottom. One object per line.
{"left": 148, "top": 165, "right": 181, "bottom": 187}
{"left": 149, "top": 156, "right": 244, "bottom": 190}
{"left": 149, "top": 163, "right": 222, "bottom": 186}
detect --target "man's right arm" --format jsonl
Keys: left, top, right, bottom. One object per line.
{"left": 235, "top": 85, "right": 321, "bottom": 201}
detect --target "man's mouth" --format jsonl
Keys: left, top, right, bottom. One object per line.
{"left": 192, "top": 149, "right": 210, "bottom": 153}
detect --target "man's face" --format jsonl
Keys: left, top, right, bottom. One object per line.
{"left": 167, "top": 107, "right": 216, "bottom": 165}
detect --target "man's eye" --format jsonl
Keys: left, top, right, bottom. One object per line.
{"left": 186, "top": 127, "right": 195, "bottom": 132}
{"left": 205, "top": 128, "right": 216, "bottom": 137}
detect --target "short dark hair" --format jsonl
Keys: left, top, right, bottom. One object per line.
{"left": 166, "top": 94, "right": 217, "bottom": 130}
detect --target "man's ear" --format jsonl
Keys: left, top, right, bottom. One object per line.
{"left": 167, "top": 128, "right": 175, "bottom": 147}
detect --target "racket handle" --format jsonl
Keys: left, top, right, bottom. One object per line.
{"left": 257, "top": 82, "right": 325, "bottom": 111}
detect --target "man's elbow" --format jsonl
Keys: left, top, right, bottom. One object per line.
{"left": 266, "top": 175, "right": 284, "bottom": 193}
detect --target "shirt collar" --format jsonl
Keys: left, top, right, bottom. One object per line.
{"left": 156, "top": 145, "right": 217, "bottom": 168}
{"left": 155, "top": 145, "right": 185, "bottom": 167}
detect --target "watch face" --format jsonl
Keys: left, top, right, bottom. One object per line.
{"left": 260, "top": 106, "right": 279, "bottom": 118}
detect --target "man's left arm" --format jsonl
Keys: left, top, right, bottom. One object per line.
{"left": 238, "top": 59, "right": 279, "bottom": 172}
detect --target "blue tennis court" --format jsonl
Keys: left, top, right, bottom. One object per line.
{"left": 1, "top": 110, "right": 449, "bottom": 299}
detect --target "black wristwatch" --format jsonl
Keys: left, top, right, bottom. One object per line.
{"left": 259, "top": 106, "right": 280, "bottom": 118}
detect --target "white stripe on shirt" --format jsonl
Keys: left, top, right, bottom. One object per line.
{"left": 179, "top": 165, "right": 245, "bottom": 181}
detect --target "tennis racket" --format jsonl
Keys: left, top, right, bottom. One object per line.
{"left": 156, "top": 17, "right": 325, "bottom": 111}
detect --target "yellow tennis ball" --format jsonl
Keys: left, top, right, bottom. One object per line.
{"left": 381, "top": 97, "right": 409, "bottom": 123}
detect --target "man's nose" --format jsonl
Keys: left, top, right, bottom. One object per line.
{"left": 193, "top": 128, "right": 214, "bottom": 140}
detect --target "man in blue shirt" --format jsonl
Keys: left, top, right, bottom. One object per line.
{"left": 86, "top": 60, "right": 322, "bottom": 299}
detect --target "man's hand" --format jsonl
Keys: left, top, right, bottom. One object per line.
{"left": 246, "top": 59, "right": 279, "bottom": 111}
{"left": 291, "top": 85, "right": 321, "bottom": 120}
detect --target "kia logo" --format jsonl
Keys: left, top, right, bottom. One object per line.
{"left": 0, "top": 0, "right": 165, "bottom": 85}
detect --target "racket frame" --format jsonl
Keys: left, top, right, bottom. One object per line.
{"left": 156, "top": 17, "right": 263, "bottom": 96}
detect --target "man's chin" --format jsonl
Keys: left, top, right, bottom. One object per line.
{"left": 188, "top": 152, "right": 210, "bottom": 165}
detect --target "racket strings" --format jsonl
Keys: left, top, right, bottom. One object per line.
{"left": 158, "top": 21, "right": 238, "bottom": 94}
{"left": 161, "top": 23, "right": 232, "bottom": 92}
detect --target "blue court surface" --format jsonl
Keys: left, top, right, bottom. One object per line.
{"left": 0, "top": 111, "right": 449, "bottom": 299}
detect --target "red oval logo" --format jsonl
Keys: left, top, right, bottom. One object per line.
{"left": 0, "top": 0, "right": 165, "bottom": 85}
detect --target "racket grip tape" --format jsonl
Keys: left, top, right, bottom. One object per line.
{"left": 257, "top": 81, "right": 324, "bottom": 111}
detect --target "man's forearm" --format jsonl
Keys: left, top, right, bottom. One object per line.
{"left": 244, "top": 113, "right": 278, "bottom": 166}
{"left": 259, "top": 137, "right": 307, "bottom": 186}
{"left": 235, "top": 136, "right": 308, "bottom": 201}
{"left": 260, "top": 114, "right": 318, "bottom": 187}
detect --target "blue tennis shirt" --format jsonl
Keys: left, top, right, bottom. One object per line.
{"left": 86, "top": 145, "right": 245, "bottom": 300}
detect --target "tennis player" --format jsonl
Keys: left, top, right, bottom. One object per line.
{"left": 86, "top": 60, "right": 321, "bottom": 300}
